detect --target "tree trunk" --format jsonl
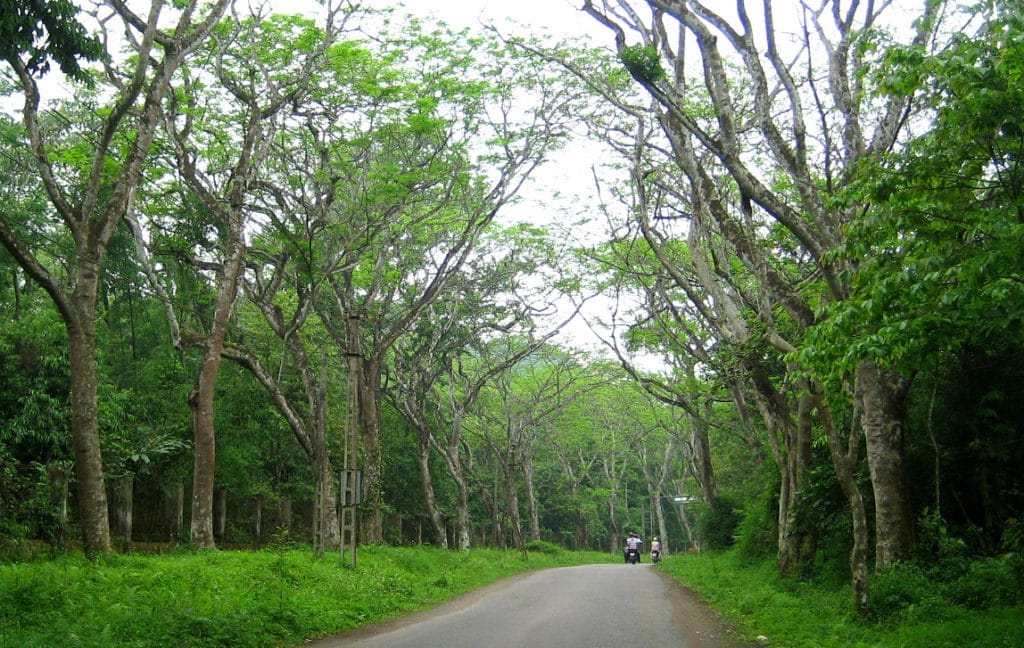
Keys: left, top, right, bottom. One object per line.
{"left": 359, "top": 361, "right": 384, "bottom": 543}
{"left": 652, "top": 496, "right": 668, "bottom": 555}
{"left": 673, "top": 502, "right": 698, "bottom": 552}
{"left": 214, "top": 489, "right": 227, "bottom": 543}
{"left": 46, "top": 464, "right": 69, "bottom": 554}
{"left": 857, "top": 361, "right": 915, "bottom": 566}
{"left": 253, "top": 496, "right": 263, "bottom": 549}
{"left": 189, "top": 239, "right": 246, "bottom": 549}
{"left": 777, "top": 392, "right": 814, "bottom": 573}
{"left": 503, "top": 464, "right": 525, "bottom": 551}
{"left": 569, "top": 481, "right": 586, "bottom": 550}
{"left": 452, "top": 466, "right": 472, "bottom": 550}
{"left": 188, "top": 360, "right": 217, "bottom": 549}
{"left": 521, "top": 448, "right": 541, "bottom": 543}
{"left": 67, "top": 298, "right": 112, "bottom": 557}
{"left": 819, "top": 392, "right": 871, "bottom": 615}
{"left": 692, "top": 417, "right": 719, "bottom": 510}
{"left": 113, "top": 476, "right": 134, "bottom": 554}
{"left": 437, "top": 411, "right": 472, "bottom": 550}
{"left": 607, "top": 492, "right": 620, "bottom": 554}
{"left": 417, "top": 433, "right": 448, "bottom": 549}
{"left": 748, "top": 362, "right": 811, "bottom": 575}
{"left": 312, "top": 448, "right": 340, "bottom": 553}
{"left": 279, "top": 497, "right": 293, "bottom": 536}
{"left": 167, "top": 482, "right": 184, "bottom": 543}
{"left": 486, "top": 471, "right": 505, "bottom": 547}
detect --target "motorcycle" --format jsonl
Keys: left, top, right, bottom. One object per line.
{"left": 625, "top": 547, "right": 640, "bottom": 564}
{"left": 651, "top": 549, "right": 661, "bottom": 563}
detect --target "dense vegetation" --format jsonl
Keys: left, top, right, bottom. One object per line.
{"left": 1, "top": 0, "right": 1022, "bottom": 643}
{"left": 0, "top": 544, "right": 612, "bottom": 646}
{"left": 662, "top": 551, "right": 1024, "bottom": 647}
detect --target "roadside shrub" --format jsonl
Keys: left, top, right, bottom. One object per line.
{"left": 946, "top": 558, "right": 1022, "bottom": 609}
{"left": 696, "top": 498, "right": 741, "bottom": 551}
{"left": 869, "top": 562, "right": 934, "bottom": 620}
{"left": 1002, "top": 517, "right": 1023, "bottom": 552}
{"left": 735, "top": 491, "right": 777, "bottom": 559}
{"left": 915, "top": 507, "right": 971, "bottom": 580}
{"left": 524, "top": 540, "right": 562, "bottom": 555}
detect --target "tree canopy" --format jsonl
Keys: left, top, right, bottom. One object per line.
{"left": 1, "top": 0, "right": 1022, "bottom": 620}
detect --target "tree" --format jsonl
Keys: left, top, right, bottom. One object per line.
{"left": 131, "top": 8, "right": 348, "bottom": 548}
{"left": 571, "top": 0, "right": 956, "bottom": 607}
{"left": 806, "top": 3, "right": 1024, "bottom": 584}
{"left": 0, "top": 0, "right": 228, "bottom": 556}
{"left": 307, "top": 21, "right": 583, "bottom": 542}
{"left": 388, "top": 225, "right": 570, "bottom": 549}
{"left": 0, "top": 0, "right": 102, "bottom": 82}
{"left": 814, "top": 1, "right": 1024, "bottom": 375}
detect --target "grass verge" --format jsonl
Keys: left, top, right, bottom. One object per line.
{"left": 0, "top": 545, "right": 614, "bottom": 647}
{"left": 658, "top": 550, "right": 1024, "bottom": 647}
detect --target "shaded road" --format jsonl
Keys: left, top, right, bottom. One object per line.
{"left": 309, "top": 564, "right": 751, "bottom": 647}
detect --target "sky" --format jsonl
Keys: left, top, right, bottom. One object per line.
{"left": 381, "top": 0, "right": 606, "bottom": 39}
{"left": 371, "top": 1, "right": 638, "bottom": 363}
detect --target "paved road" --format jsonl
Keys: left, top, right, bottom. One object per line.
{"left": 311, "top": 564, "right": 748, "bottom": 647}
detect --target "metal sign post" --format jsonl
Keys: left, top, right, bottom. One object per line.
{"left": 340, "top": 309, "right": 364, "bottom": 569}
{"left": 340, "top": 469, "right": 362, "bottom": 568}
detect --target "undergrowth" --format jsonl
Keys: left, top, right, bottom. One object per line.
{"left": 0, "top": 545, "right": 613, "bottom": 647}
{"left": 658, "top": 550, "right": 1024, "bottom": 647}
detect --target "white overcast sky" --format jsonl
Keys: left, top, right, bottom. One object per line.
{"left": 368, "top": 1, "right": 633, "bottom": 360}
{"left": 378, "top": 0, "right": 606, "bottom": 39}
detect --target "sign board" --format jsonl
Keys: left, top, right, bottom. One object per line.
{"left": 340, "top": 470, "right": 362, "bottom": 507}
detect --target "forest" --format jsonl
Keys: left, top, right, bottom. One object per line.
{"left": 1, "top": 0, "right": 1022, "bottom": 626}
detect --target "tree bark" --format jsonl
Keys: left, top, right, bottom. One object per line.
{"left": 214, "top": 489, "right": 227, "bottom": 543}
{"left": 359, "top": 360, "right": 384, "bottom": 543}
{"left": 607, "top": 492, "right": 620, "bottom": 554}
{"left": 747, "top": 362, "right": 810, "bottom": 574}
{"left": 416, "top": 430, "right": 448, "bottom": 548}
{"left": 502, "top": 461, "right": 525, "bottom": 551}
{"left": 857, "top": 361, "right": 915, "bottom": 566}
{"left": 47, "top": 464, "right": 69, "bottom": 554}
{"left": 691, "top": 416, "right": 719, "bottom": 511}
{"left": 113, "top": 476, "right": 134, "bottom": 554}
{"left": 66, "top": 296, "right": 112, "bottom": 557}
{"left": 673, "top": 501, "right": 698, "bottom": 552}
{"left": 167, "top": 481, "right": 184, "bottom": 543}
{"left": 522, "top": 446, "right": 542, "bottom": 543}
{"left": 818, "top": 389, "right": 871, "bottom": 614}
{"left": 253, "top": 496, "right": 263, "bottom": 549}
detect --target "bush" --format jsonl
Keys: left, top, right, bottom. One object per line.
{"left": 696, "top": 499, "right": 741, "bottom": 551}
{"left": 869, "top": 562, "right": 935, "bottom": 621}
{"left": 735, "top": 494, "right": 777, "bottom": 559}
{"left": 947, "top": 558, "right": 1022, "bottom": 609}
{"left": 915, "top": 508, "right": 971, "bottom": 580}
{"left": 524, "top": 540, "right": 562, "bottom": 555}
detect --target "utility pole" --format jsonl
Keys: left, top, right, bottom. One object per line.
{"left": 340, "top": 309, "right": 363, "bottom": 568}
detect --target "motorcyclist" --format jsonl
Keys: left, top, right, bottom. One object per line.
{"left": 650, "top": 536, "right": 662, "bottom": 562}
{"left": 624, "top": 531, "right": 643, "bottom": 563}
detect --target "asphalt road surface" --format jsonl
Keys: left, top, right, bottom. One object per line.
{"left": 310, "top": 563, "right": 752, "bottom": 647}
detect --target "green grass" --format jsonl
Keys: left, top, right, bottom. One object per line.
{"left": 658, "top": 551, "right": 1024, "bottom": 647}
{"left": 0, "top": 545, "right": 614, "bottom": 647}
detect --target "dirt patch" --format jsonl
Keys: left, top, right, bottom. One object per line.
{"left": 656, "top": 569, "right": 759, "bottom": 647}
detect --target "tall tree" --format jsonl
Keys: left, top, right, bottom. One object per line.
{"left": 135, "top": 8, "right": 348, "bottom": 548}
{"left": 0, "top": 0, "right": 228, "bottom": 556}
{"left": 310, "top": 22, "right": 582, "bottom": 542}
{"left": 575, "top": 0, "right": 948, "bottom": 596}
{"left": 389, "top": 225, "right": 570, "bottom": 549}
